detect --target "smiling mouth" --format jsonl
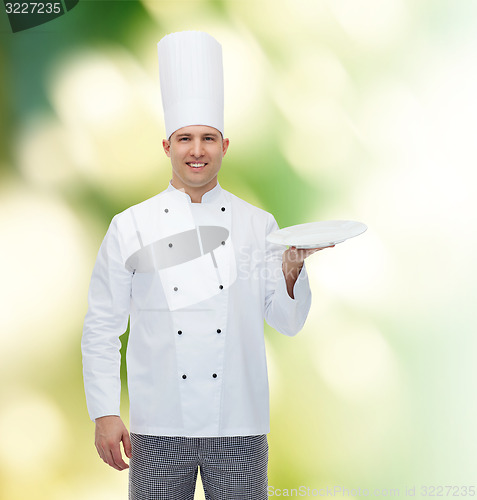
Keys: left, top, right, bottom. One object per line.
{"left": 187, "top": 162, "right": 207, "bottom": 169}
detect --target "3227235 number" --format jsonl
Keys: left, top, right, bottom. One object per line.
{"left": 5, "top": 2, "right": 62, "bottom": 14}
{"left": 421, "top": 486, "right": 476, "bottom": 496}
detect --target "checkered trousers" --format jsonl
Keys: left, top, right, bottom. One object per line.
{"left": 129, "top": 433, "right": 268, "bottom": 500}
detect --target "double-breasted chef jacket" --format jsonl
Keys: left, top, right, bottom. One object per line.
{"left": 82, "top": 182, "right": 312, "bottom": 437}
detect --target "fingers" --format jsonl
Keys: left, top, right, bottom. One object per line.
{"left": 110, "top": 443, "right": 129, "bottom": 471}
{"left": 95, "top": 440, "right": 129, "bottom": 471}
{"left": 290, "top": 245, "right": 335, "bottom": 257}
{"left": 123, "top": 430, "right": 133, "bottom": 459}
{"left": 306, "top": 244, "right": 334, "bottom": 256}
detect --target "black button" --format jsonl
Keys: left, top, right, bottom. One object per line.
{"left": 219, "top": 285, "right": 223, "bottom": 290}
{"left": 174, "top": 287, "right": 178, "bottom": 292}
{"left": 182, "top": 374, "right": 187, "bottom": 379}
{"left": 221, "top": 207, "right": 225, "bottom": 212}
{"left": 217, "top": 329, "right": 221, "bottom": 334}
{"left": 164, "top": 208, "right": 169, "bottom": 213}
{"left": 212, "top": 373, "right": 217, "bottom": 378}
{"left": 169, "top": 243, "right": 173, "bottom": 248}
{"left": 178, "top": 330, "right": 182, "bottom": 335}
{"left": 221, "top": 241, "right": 225, "bottom": 245}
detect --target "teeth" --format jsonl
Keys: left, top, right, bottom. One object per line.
{"left": 189, "top": 163, "right": 205, "bottom": 168}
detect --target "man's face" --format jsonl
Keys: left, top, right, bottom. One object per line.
{"left": 163, "top": 125, "right": 229, "bottom": 193}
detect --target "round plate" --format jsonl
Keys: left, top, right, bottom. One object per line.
{"left": 266, "top": 220, "right": 367, "bottom": 248}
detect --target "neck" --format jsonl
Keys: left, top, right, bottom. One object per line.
{"left": 171, "top": 177, "right": 218, "bottom": 203}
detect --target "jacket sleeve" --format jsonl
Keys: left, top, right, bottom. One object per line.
{"left": 81, "top": 216, "right": 132, "bottom": 421}
{"left": 264, "top": 215, "right": 312, "bottom": 337}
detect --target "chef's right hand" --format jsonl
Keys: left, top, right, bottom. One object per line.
{"left": 94, "top": 415, "right": 132, "bottom": 471}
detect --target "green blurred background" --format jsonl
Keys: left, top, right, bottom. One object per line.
{"left": 1, "top": 0, "right": 476, "bottom": 498}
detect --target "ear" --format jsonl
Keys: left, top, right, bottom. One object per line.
{"left": 163, "top": 139, "right": 171, "bottom": 157}
{"left": 222, "top": 138, "right": 230, "bottom": 157}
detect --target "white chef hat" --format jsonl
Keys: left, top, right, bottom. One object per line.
{"left": 157, "top": 31, "right": 224, "bottom": 139}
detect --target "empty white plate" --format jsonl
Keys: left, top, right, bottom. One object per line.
{"left": 266, "top": 220, "right": 367, "bottom": 249}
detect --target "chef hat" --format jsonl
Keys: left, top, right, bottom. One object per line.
{"left": 157, "top": 31, "right": 224, "bottom": 139}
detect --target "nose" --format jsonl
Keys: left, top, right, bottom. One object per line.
{"left": 190, "top": 138, "right": 204, "bottom": 158}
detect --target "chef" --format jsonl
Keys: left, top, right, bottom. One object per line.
{"left": 81, "top": 31, "right": 331, "bottom": 500}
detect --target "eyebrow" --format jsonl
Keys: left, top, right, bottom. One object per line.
{"left": 175, "top": 132, "right": 220, "bottom": 138}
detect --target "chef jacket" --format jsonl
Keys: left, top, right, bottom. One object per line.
{"left": 81, "top": 182, "right": 312, "bottom": 437}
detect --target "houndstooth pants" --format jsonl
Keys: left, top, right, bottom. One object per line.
{"left": 129, "top": 433, "right": 268, "bottom": 500}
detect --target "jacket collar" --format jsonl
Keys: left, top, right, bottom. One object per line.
{"left": 166, "top": 181, "right": 223, "bottom": 204}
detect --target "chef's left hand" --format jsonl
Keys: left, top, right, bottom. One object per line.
{"left": 282, "top": 244, "right": 335, "bottom": 269}
{"left": 282, "top": 245, "right": 335, "bottom": 299}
